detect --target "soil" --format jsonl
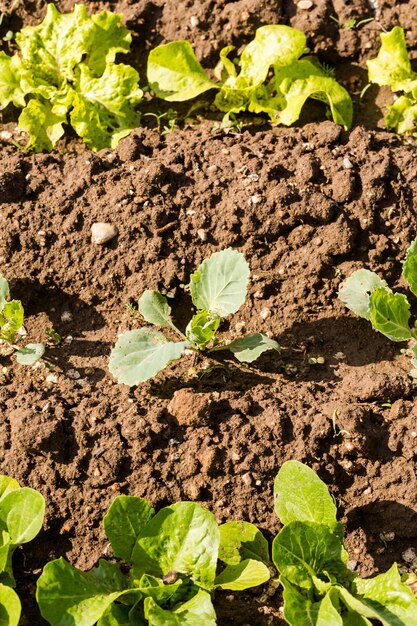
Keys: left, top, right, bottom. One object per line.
{"left": 1, "top": 0, "right": 417, "bottom": 624}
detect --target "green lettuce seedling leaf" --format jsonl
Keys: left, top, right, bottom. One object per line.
{"left": 272, "top": 521, "right": 350, "bottom": 590}
{"left": 0, "top": 277, "right": 10, "bottom": 312}
{"left": 185, "top": 311, "right": 220, "bottom": 346}
{"left": 219, "top": 520, "right": 270, "bottom": 566}
{"left": 108, "top": 328, "right": 189, "bottom": 386}
{"left": 239, "top": 25, "right": 306, "bottom": 85}
{"left": 275, "top": 59, "right": 353, "bottom": 130}
{"left": 280, "top": 577, "right": 348, "bottom": 626}
{"left": 367, "top": 27, "right": 417, "bottom": 93}
{"left": 144, "top": 589, "right": 216, "bottom": 626}
{"left": 0, "top": 583, "right": 20, "bottom": 626}
{"left": 369, "top": 288, "right": 412, "bottom": 341}
{"left": 97, "top": 603, "right": 131, "bottom": 626}
{"left": 274, "top": 460, "right": 338, "bottom": 529}
{"left": 0, "top": 487, "right": 45, "bottom": 546}
{"left": 103, "top": 496, "right": 154, "bottom": 563}
{"left": 0, "top": 301, "right": 24, "bottom": 345}
{"left": 338, "top": 269, "right": 390, "bottom": 321}
{"left": 131, "top": 502, "right": 219, "bottom": 589}
{"left": 147, "top": 41, "right": 216, "bottom": 101}
{"left": 139, "top": 291, "right": 177, "bottom": 331}
{"left": 189, "top": 249, "right": 250, "bottom": 317}
{"left": 18, "top": 96, "right": 69, "bottom": 152}
{"left": 385, "top": 95, "right": 417, "bottom": 134}
{"left": 0, "top": 52, "right": 28, "bottom": 110}
{"left": 36, "top": 558, "right": 134, "bottom": 626}
{"left": 16, "top": 343, "right": 45, "bottom": 366}
{"left": 403, "top": 236, "right": 417, "bottom": 297}
{"left": 214, "top": 559, "right": 270, "bottom": 590}
{"left": 223, "top": 333, "right": 280, "bottom": 363}
{"left": 0, "top": 478, "right": 19, "bottom": 501}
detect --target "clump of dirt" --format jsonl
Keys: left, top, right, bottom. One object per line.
{"left": 1, "top": 1, "right": 417, "bottom": 625}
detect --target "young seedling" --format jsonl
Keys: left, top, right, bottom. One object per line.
{"left": 109, "top": 249, "right": 280, "bottom": 385}
{"left": 368, "top": 27, "right": 417, "bottom": 135}
{"left": 36, "top": 495, "right": 270, "bottom": 625}
{"left": 0, "top": 274, "right": 45, "bottom": 365}
{"left": 147, "top": 24, "right": 353, "bottom": 130}
{"left": 338, "top": 237, "right": 417, "bottom": 373}
{"left": 0, "top": 475, "right": 45, "bottom": 626}
{"left": 0, "top": 5, "right": 142, "bottom": 151}
{"left": 273, "top": 461, "right": 417, "bottom": 624}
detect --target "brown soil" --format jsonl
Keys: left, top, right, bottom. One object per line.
{"left": 1, "top": 1, "right": 417, "bottom": 624}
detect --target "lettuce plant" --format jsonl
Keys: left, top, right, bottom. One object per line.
{"left": 338, "top": 238, "right": 417, "bottom": 372}
{"left": 0, "top": 475, "right": 45, "bottom": 626}
{"left": 36, "top": 495, "right": 271, "bottom": 625}
{"left": 0, "top": 274, "right": 45, "bottom": 365}
{"left": 147, "top": 25, "right": 353, "bottom": 129}
{"left": 273, "top": 461, "right": 417, "bottom": 624}
{"left": 108, "top": 249, "right": 280, "bottom": 385}
{"left": 368, "top": 27, "right": 417, "bottom": 134}
{"left": 0, "top": 4, "right": 142, "bottom": 151}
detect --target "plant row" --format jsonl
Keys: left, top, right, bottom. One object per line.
{"left": 3, "top": 242, "right": 417, "bottom": 383}
{"left": 0, "top": 5, "right": 416, "bottom": 151}
{"left": 2, "top": 461, "right": 417, "bottom": 625}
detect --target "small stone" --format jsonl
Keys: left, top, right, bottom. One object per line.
{"left": 91, "top": 222, "right": 118, "bottom": 245}
{"left": 403, "top": 547, "right": 417, "bottom": 563}
{"left": 343, "top": 157, "right": 353, "bottom": 169}
{"left": 93, "top": 467, "right": 102, "bottom": 478}
{"left": 197, "top": 228, "right": 207, "bottom": 241}
{"left": 46, "top": 374, "right": 58, "bottom": 384}
{"left": 250, "top": 194, "right": 262, "bottom": 205}
{"left": 347, "top": 559, "right": 358, "bottom": 571}
{"left": 67, "top": 369, "right": 81, "bottom": 380}
{"left": 235, "top": 321, "right": 245, "bottom": 332}
{"left": 221, "top": 148, "right": 230, "bottom": 155}
{"left": 231, "top": 452, "right": 240, "bottom": 461}
{"left": 61, "top": 311, "right": 72, "bottom": 322}
{"left": 0, "top": 131, "right": 12, "bottom": 140}
{"left": 314, "top": 237, "right": 322, "bottom": 246}
{"left": 334, "top": 352, "right": 346, "bottom": 360}
{"left": 298, "top": 0, "right": 313, "bottom": 8}
{"left": 260, "top": 307, "right": 270, "bottom": 320}
{"left": 242, "top": 472, "right": 253, "bottom": 486}
{"left": 344, "top": 441, "right": 355, "bottom": 452}
{"left": 190, "top": 15, "right": 199, "bottom": 27}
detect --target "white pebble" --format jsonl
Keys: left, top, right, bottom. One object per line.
{"left": 0, "top": 131, "right": 12, "bottom": 140}
{"left": 298, "top": 0, "right": 313, "bottom": 8}
{"left": 343, "top": 157, "right": 353, "bottom": 169}
{"left": 67, "top": 369, "right": 81, "bottom": 380}
{"left": 91, "top": 222, "right": 118, "bottom": 245}
{"left": 46, "top": 374, "right": 58, "bottom": 384}
{"left": 190, "top": 15, "right": 199, "bottom": 27}
{"left": 197, "top": 229, "right": 207, "bottom": 241}
{"left": 403, "top": 547, "right": 417, "bottom": 563}
{"left": 61, "top": 311, "right": 72, "bottom": 322}
{"left": 260, "top": 307, "right": 270, "bottom": 320}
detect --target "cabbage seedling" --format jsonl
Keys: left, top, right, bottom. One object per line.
{"left": 338, "top": 237, "right": 417, "bottom": 373}
{"left": 37, "top": 495, "right": 270, "bottom": 625}
{"left": 0, "top": 475, "right": 45, "bottom": 626}
{"left": 109, "top": 249, "right": 280, "bottom": 385}
{"left": 0, "top": 274, "right": 45, "bottom": 365}
{"left": 273, "top": 461, "right": 417, "bottom": 624}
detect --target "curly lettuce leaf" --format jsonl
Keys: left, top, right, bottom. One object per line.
{"left": 0, "top": 53, "right": 28, "bottom": 110}
{"left": 367, "top": 27, "right": 417, "bottom": 94}
{"left": 275, "top": 59, "right": 353, "bottom": 129}
{"left": 385, "top": 95, "right": 417, "bottom": 135}
{"left": 18, "top": 98, "right": 68, "bottom": 152}
{"left": 70, "top": 62, "right": 142, "bottom": 150}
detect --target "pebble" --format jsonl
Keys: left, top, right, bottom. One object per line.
{"left": 242, "top": 472, "right": 253, "bottom": 486}
{"left": 403, "top": 547, "right": 417, "bottom": 563}
{"left": 343, "top": 157, "right": 353, "bottom": 169}
{"left": 197, "top": 228, "right": 207, "bottom": 241}
{"left": 46, "top": 374, "right": 58, "bottom": 384}
{"left": 260, "top": 307, "right": 270, "bottom": 320}
{"left": 298, "top": 0, "right": 313, "bottom": 8}
{"left": 67, "top": 369, "right": 81, "bottom": 380}
{"left": 190, "top": 15, "right": 199, "bottom": 27}
{"left": 91, "top": 222, "right": 118, "bottom": 245}
{"left": 61, "top": 310, "right": 72, "bottom": 322}
{"left": 0, "top": 131, "right": 12, "bottom": 140}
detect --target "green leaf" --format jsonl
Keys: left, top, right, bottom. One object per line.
{"left": 103, "top": 496, "right": 154, "bottom": 563}
{"left": 0, "top": 531, "right": 12, "bottom": 577}
{"left": 338, "top": 269, "right": 390, "bottom": 321}
{"left": 36, "top": 558, "right": 133, "bottom": 626}
{"left": 144, "top": 589, "right": 216, "bottom": 626}
{"left": 0, "top": 584, "right": 20, "bottom": 626}
{"left": 0, "top": 487, "right": 45, "bottom": 545}
{"left": 86, "top": 11, "right": 132, "bottom": 76}
{"left": 224, "top": 333, "right": 280, "bottom": 363}
{"left": 0, "top": 53, "right": 28, "bottom": 110}
{"left": 369, "top": 288, "right": 412, "bottom": 341}
{"left": 367, "top": 27, "right": 417, "bottom": 93}
{"left": 0, "top": 300, "right": 24, "bottom": 344}
{"left": 135, "top": 574, "right": 183, "bottom": 604}
{"left": 147, "top": 41, "right": 217, "bottom": 102}
{"left": 18, "top": 98, "right": 67, "bottom": 152}
{"left": 185, "top": 311, "right": 220, "bottom": 347}
{"left": 274, "top": 460, "right": 338, "bottom": 529}
{"left": 214, "top": 558, "right": 270, "bottom": 590}
{"left": 272, "top": 521, "right": 349, "bottom": 589}
{"left": 189, "top": 249, "right": 250, "bottom": 317}
{"left": 275, "top": 60, "right": 353, "bottom": 130}
{"left": 280, "top": 578, "right": 345, "bottom": 626}
{"left": 70, "top": 63, "right": 142, "bottom": 151}
{"left": 0, "top": 277, "right": 9, "bottom": 312}
{"left": 385, "top": 95, "right": 417, "bottom": 135}
{"left": 139, "top": 291, "right": 177, "bottom": 331}
{"left": 239, "top": 25, "right": 306, "bottom": 85}
{"left": 354, "top": 564, "right": 417, "bottom": 624}
{"left": 131, "top": 502, "right": 219, "bottom": 589}
{"left": 108, "top": 328, "right": 189, "bottom": 386}
{"left": 403, "top": 238, "right": 417, "bottom": 296}
{"left": 219, "top": 520, "right": 270, "bottom": 566}
{"left": 16, "top": 343, "right": 45, "bottom": 365}
{"left": 97, "top": 603, "right": 131, "bottom": 626}
{"left": 0, "top": 479, "right": 19, "bottom": 502}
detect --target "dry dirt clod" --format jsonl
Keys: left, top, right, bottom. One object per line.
{"left": 91, "top": 222, "right": 119, "bottom": 245}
